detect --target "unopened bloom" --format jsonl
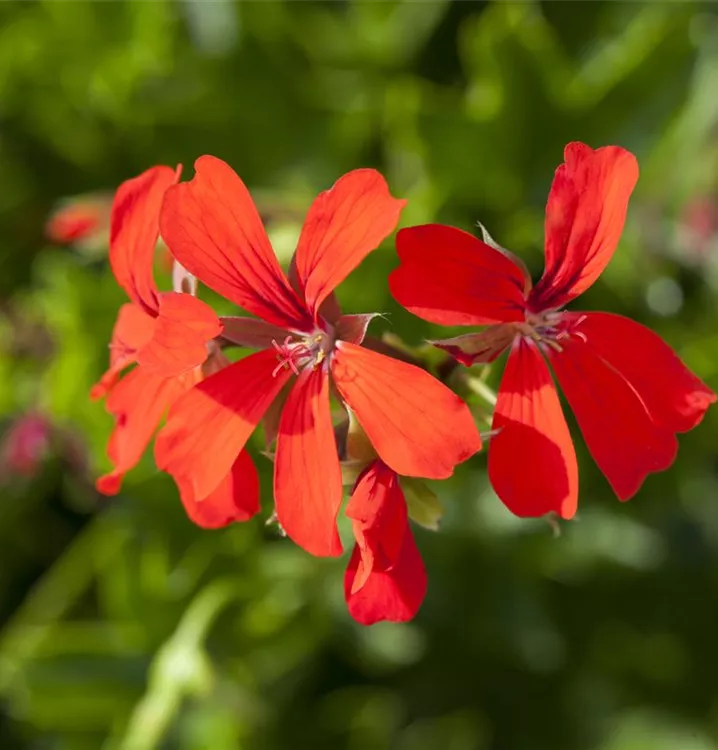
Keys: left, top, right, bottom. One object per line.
{"left": 390, "top": 142, "right": 716, "bottom": 518}
{"left": 92, "top": 167, "right": 254, "bottom": 527}
{"left": 156, "top": 156, "right": 482, "bottom": 558}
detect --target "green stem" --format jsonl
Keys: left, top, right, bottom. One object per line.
{"left": 465, "top": 375, "right": 498, "bottom": 407}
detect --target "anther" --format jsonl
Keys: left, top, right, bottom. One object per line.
{"left": 542, "top": 338, "right": 564, "bottom": 353}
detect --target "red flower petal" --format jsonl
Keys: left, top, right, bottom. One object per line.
{"left": 181, "top": 449, "right": 260, "bottom": 529}
{"left": 563, "top": 312, "right": 716, "bottom": 433}
{"left": 529, "top": 143, "right": 639, "bottom": 311}
{"left": 489, "top": 338, "right": 577, "bottom": 519}
{"left": 160, "top": 155, "right": 311, "bottom": 330}
{"left": 547, "top": 334, "right": 677, "bottom": 500}
{"left": 294, "top": 169, "right": 405, "bottom": 319}
{"left": 261, "top": 380, "right": 292, "bottom": 448}
{"left": 135, "top": 292, "right": 222, "bottom": 377}
{"left": 344, "top": 524, "right": 427, "bottom": 625}
{"left": 155, "top": 348, "right": 291, "bottom": 504}
{"left": 332, "top": 342, "right": 482, "bottom": 479}
{"left": 110, "top": 165, "right": 180, "bottom": 315}
{"left": 390, "top": 224, "right": 527, "bottom": 326}
{"left": 431, "top": 324, "right": 517, "bottom": 367}
{"left": 274, "top": 367, "right": 343, "bottom": 557}
{"left": 96, "top": 368, "right": 186, "bottom": 495}
{"left": 346, "top": 461, "right": 408, "bottom": 593}
{"left": 288, "top": 252, "right": 342, "bottom": 325}
{"left": 91, "top": 303, "right": 157, "bottom": 400}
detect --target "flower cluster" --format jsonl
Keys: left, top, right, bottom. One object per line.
{"left": 92, "top": 142, "right": 715, "bottom": 625}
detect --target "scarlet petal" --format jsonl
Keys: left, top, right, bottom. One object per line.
{"left": 294, "top": 169, "right": 406, "bottom": 318}
{"left": 390, "top": 224, "right": 527, "bottom": 326}
{"left": 110, "top": 303, "right": 157, "bottom": 359}
{"left": 274, "top": 368, "right": 343, "bottom": 557}
{"left": 332, "top": 342, "right": 482, "bottom": 479}
{"left": 346, "top": 461, "right": 408, "bottom": 593}
{"left": 160, "top": 155, "right": 310, "bottom": 330}
{"left": 91, "top": 303, "right": 157, "bottom": 400}
{"left": 489, "top": 339, "right": 578, "bottom": 519}
{"left": 181, "top": 449, "right": 260, "bottom": 529}
{"left": 288, "top": 253, "right": 342, "bottom": 325}
{"left": 154, "top": 349, "right": 291, "bottom": 504}
{"left": 136, "top": 292, "right": 222, "bottom": 377}
{"left": 96, "top": 368, "right": 186, "bottom": 495}
{"left": 110, "top": 165, "right": 180, "bottom": 314}
{"left": 564, "top": 312, "right": 716, "bottom": 433}
{"left": 431, "top": 324, "right": 516, "bottom": 367}
{"left": 344, "top": 525, "right": 427, "bottom": 625}
{"left": 529, "top": 143, "right": 639, "bottom": 310}
{"left": 548, "top": 335, "right": 677, "bottom": 500}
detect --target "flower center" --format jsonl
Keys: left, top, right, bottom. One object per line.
{"left": 271, "top": 329, "right": 334, "bottom": 377}
{"left": 514, "top": 310, "right": 585, "bottom": 352}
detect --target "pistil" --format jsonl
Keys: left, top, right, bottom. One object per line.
{"left": 271, "top": 329, "right": 335, "bottom": 377}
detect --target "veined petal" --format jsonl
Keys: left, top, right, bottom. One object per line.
{"left": 529, "top": 143, "right": 639, "bottom": 311}
{"left": 431, "top": 324, "right": 516, "bottom": 367}
{"left": 160, "top": 156, "right": 311, "bottom": 330}
{"left": 332, "top": 342, "right": 482, "bottom": 479}
{"left": 548, "top": 334, "right": 677, "bottom": 501}
{"left": 96, "top": 368, "right": 186, "bottom": 495}
{"left": 390, "top": 224, "right": 527, "bottom": 326}
{"left": 110, "top": 303, "right": 157, "bottom": 361}
{"left": 344, "top": 524, "right": 426, "bottom": 625}
{"left": 346, "top": 461, "right": 408, "bottom": 593}
{"left": 563, "top": 312, "right": 716, "bottom": 433}
{"left": 91, "top": 303, "right": 157, "bottom": 400}
{"left": 288, "top": 253, "right": 342, "bottom": 325}
{"left": 136, "top": 292, "right": 222, "bottom": 377}
{"left": 110, "top": 165, "right": 180, "bottom": 315}
{"left": 181, "top": 449, "right": 260, "bottom": 529}
{"left": 488, "top": 338, "right": 577, "bottom": 519}
{"left": 274, "top": 367, "right": 343, "bottom": 557}
{"left": 155, "top": 348, "right": 291, "bottom": 504}
{"left": 294, "top": 169, "right": 405, "bottom": 319}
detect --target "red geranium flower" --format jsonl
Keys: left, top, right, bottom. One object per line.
{"left": 345, "top": 460, "right": 427, "bottom": 625}
{"left": 390, "top": 142, "right": 716, "bottom": 519}
{"left": 92, "top": 166, "right": 256, "bottom": 528}
{"left": 91, "top": 166, "right": 221, "bottom": 397}
{"left": 155, "top": 156, "right": 482, "bottom": 558}
{"left": 46, "top": 194, "right": 112, "bottom": 247}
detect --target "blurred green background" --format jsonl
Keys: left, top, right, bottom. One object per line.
{"left": 1, "top": 1, "right": 718, "bottom": 748}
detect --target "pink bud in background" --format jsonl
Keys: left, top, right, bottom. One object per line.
{"left": 1, "top": 412, "right": 52, "bottom": 479}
